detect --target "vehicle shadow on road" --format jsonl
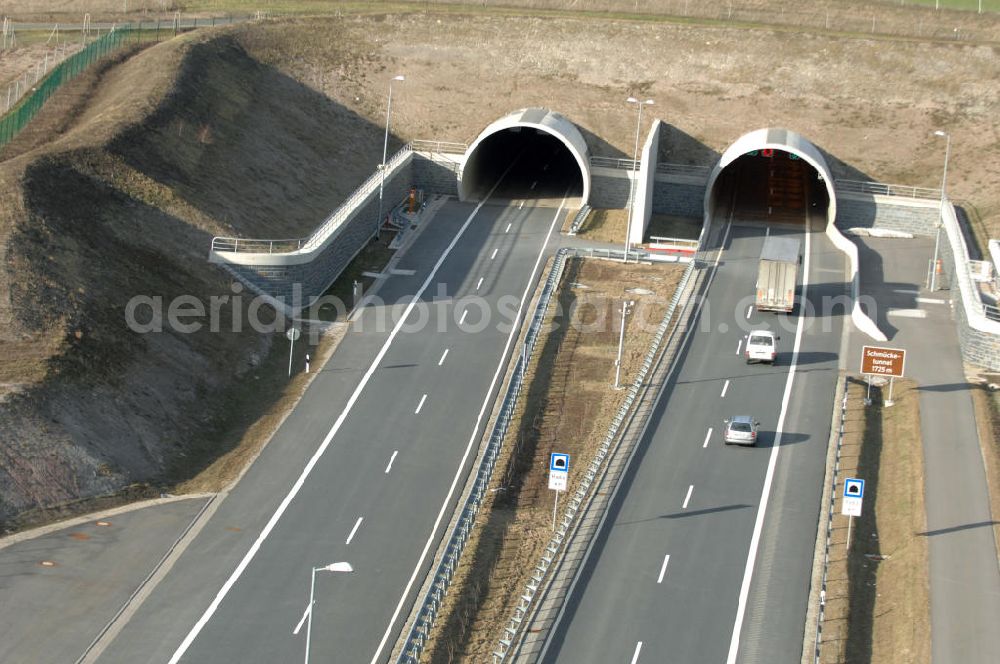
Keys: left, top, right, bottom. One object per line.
{"left": 918, "top": 520, "right": 1000, "bottom": 537}
{"left": 614, "top": 504, "right": 752, "bottom": 526}
{"left": 763, "top": 431, "right": 810, "bottom": 446}
{"left": 916, "top": 382, "right": 975, "bottom": 392}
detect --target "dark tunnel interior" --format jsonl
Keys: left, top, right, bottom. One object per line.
{"left": 710, "top": 150, "right": 828, "bottom": 225}
{"left": 460, "top": 129, "right": 584, "bottom": 204}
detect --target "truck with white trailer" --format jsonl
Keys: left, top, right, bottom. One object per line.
{"left": 755, "top": 236, "right": 800, "bottom": 313}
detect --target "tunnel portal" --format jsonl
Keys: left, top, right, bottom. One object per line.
{"left": 459, "top": 108, "right": 590, "bottom": 206}
{"left": 704, "top": 128, "right": 837, "bottom": 230}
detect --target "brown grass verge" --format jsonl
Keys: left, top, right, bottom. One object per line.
{"left": 574, "top": 208, "right": 627, "bottom": 244}
{"left": 820, "top": 376, "right": 930, "bottom": 664}
{"left": 420, "top": 256, "right": 684, "bottom": 662}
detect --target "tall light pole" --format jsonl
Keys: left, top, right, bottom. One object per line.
{"left": 377, "top": 74, "right": 405, "bottom": 240}
{"left": 304, "top": 561, "right": 353, "bottom": 664}
{"left": 614, "top": 300, "right": 635, "bottom": 389}
{"left": 624, "top": 97, "right": 654, "bottom": 263}
{"left": 930, "top": 130, "right": 950, "bottom": 292}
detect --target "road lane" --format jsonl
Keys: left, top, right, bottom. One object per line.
{"left": 541, "top": 216, "right": 843, "bottom": 664}
{"left": 98, "top": 199, "right": 566, "bottom": 664}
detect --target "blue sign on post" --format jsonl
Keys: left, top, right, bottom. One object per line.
{"left": 550, "top": 453, "right": 570, "bottom": 472}
{"left": 842, "top": 477, "right": 865, "bottom": 518}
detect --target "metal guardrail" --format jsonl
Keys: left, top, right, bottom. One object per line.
{"left": 566, "top": 204, "right": 591, "bottom": 236}
{"left": 411, "top": 139, "right": 467, "bottom": 154}
{"left": 590, "top": 155, "right": 637, "bottom": 171}
{"left": 210, "top": 140, "right": 467, "bottom": 255}
{"left": 656, "top": 162, "right": 711, "bottom": 178}
{"left": 836, "top": 179, "right": 941, "bottom": 201}
{"left": 590, "top": 156, "right": 712, "bottom": 178}
{"left": 396, "top": 247, "right": 573, "bottom": 664}
{"left": 649, "top": 235, "right": 699, "bottom": 250}
{"left": 492, "top": 257, "right": 698, "bottom": 662}
{"left": 812, "top": 380, "right": 849, "bottom": 663}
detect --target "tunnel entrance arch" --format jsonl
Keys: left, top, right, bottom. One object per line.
{"left": 704, "top": 128, "right": 836, "bottom": 230}
{"left": 459, "top": 108, "right": 590, "bottom": 205}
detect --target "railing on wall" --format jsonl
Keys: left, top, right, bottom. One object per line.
{"left": 836, "top": 179, "right": 941, "bottom": 201}
{"left": 210, "top": 141, "right": 467, "bottom": 256}
{"left": 590, "top": 155, "right": 637, "bottom": 171}
{"left": 656, "top": 162, "right": 710, "bottom": 179}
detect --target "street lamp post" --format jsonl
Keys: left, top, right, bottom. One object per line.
{"left": 930, "top": 130, "right": 950, "bottom": 292}
{"left": 377, "top": 74, "right": 405, "bottom": 240}
{"left": 304, "top": 561, "right": 353, "bottom": 664}
{"left": 614, "top": 300, "right": 635, "bottom": 389}
{"left": 624, "top": 97, "right": 654, "bottom": 263}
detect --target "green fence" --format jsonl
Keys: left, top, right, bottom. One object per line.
{"left": 0, "top": 27, "right": 154, "bottom": 148}
{"left": 0, "top": 14, "right": 252, "bottom": 150}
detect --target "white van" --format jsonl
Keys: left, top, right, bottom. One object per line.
{"left": 745, "top": 330, "right": 778, "bottom": 364}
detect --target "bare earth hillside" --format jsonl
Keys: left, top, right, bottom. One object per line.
{"left": 0, "top": 27, "right": 394, "bottom": 529}
{"left": 1, "top": 7, "right": 998, "bottom": 528}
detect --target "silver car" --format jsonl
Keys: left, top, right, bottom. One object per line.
{"left": 723, "top": 415, "right": 760, "bottom": 446}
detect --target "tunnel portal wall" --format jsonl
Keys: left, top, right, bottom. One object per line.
{"left": 459, "top": 108, "right": 591, "bottom": 204}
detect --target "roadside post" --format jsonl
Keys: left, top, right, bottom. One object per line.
{"left": 859, "top": 345, "right": 906, "bottom": 407}
{"left": 841, "top": 478, "right": 865, "bottom": 552}
{"left": 548, "top": 453, "right": 569, "bottom": 531}
{"left": 287, "top": 326, "right": 301, "bottom": 377}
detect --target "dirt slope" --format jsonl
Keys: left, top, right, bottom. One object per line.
{"left": 0, "top": 27, "right": 390, "bottom": 529}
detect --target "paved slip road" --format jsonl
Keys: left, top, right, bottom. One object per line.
{"left": 0, "top": 497, "right": 211, "bottom": 664}
{"left": 540, "top": 210, "right": 846, "bottom": 664}
{"left": 97, "top": 195, "right": 568, "bottom": 663}
{"left": 852, "top": 236, "right": 1000, "bottom": 664}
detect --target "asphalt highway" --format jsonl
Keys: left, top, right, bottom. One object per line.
{"left": 539, "top": 211, "right": 845, "bottom": 664}
{"left": 97, "top": 194, "right": 569, "bottom": 663}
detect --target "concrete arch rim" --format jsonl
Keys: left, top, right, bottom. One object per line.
{"left": 458, "top": 109, "right": 591, "bottom": 205}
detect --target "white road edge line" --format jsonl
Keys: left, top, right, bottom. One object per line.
{"left": 292, "top": 604, "right": 311, "bottom": 635}
{"left": 703, "top": 428, "right": 713, "bottom": 449}
{"left": 438, "top": 349, "right": 449, "bottom": 366}
{"left": 534, "top": 217, "right": 734, "bottom": 664}
{"left": 721, "top": 379, "right": 730, "bottom": 398}
{"left": 657, "top": 555, "right": 671, "bottom": 584}
{"left": 346, "top": 517, "right": 363, "bottom": 545}
{"left": 736, "top": 338, "right": 743, "bottom": 355}
{"left": 491, "top": 247, "right": 499, "bottom": 260}
{"left": 369, "top": 196, "right": 569, "bottom": 664}
{"left": 415, "top": 394, "right": 427, "bottom": 414}
{"left": 459, "top": 309, "right": 469, "bottom": 325}
{"left": 385, "top": 451, "right": 398, "bottom": 474}
{"left": 476, "top": 277, "right": 484, "bottom": 291}
{"left": 746, "top": 305, "right": 753, "bottom": 319}
{"left": 167, "top": 193, "right": 499, "bottom": 664}
{"left": 682, "top": 485, "right": 694, "bottom": 509}
{"left": 726, "top": 222, "right": 812, "bottom": 664}
{"left": 505, "top": 222, "right": 512, "bottom": 233}
{"left": 630, "top": 641, "right": 643, "bottom": 664}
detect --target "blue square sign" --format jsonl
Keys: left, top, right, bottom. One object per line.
{"left": 844, "top": 478, "right": 865, "bottom": 499}
{"left": 550, "top": 453, "right": 570, "bottom": 473}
